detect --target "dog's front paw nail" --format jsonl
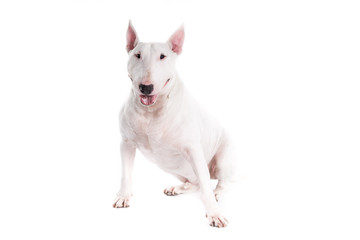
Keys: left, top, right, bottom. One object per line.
{"left": 207, "top": 214, "right": 228, "bottom": 228}
{"left": 113, "top": 195, "right": 131, "bottom": 208}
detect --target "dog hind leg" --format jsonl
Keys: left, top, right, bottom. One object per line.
{"left": 211, "top": 136, "right": 236, "bottom": 201}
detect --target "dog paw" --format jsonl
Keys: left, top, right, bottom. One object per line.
{"left": 164, "top": 182, "right": 197, "bottom": 196}
{"left": 214, "top": 190, "right": 223, "bottom": 202}
{"left": 163, "top": 186, "right": 181, "bottom": 196}
{"left": 214, "top": 185, "right": 227, "bottom": 202}
{"left": 206, "top": 214, "right": 229, "bottom": 228}
{"left": 113, "top": 195, "right": 131, "bottom": 208}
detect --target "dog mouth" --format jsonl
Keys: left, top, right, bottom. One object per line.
{"left": 138, "top": 78, "right": 171, "bottom": 106}
{"left": 140, "top": 94, "right": 158, "bottom": 105}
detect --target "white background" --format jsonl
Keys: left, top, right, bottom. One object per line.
{"left": 0, "top": 0, "right": 359, "bottom": 239}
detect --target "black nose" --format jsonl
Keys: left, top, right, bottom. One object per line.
{"left": 139, "top": 84, "right": 154, "bottom": 95}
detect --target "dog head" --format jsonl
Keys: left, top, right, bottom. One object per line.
{"left": 126, "top": 21, "right": 184, "bottom": 106}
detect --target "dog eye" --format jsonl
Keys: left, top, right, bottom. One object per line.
{"left": 160, "top": 54, "right": 166, "bottom": 60}
{"left": 135, "top": 53, "right": 141, "bottom": 59}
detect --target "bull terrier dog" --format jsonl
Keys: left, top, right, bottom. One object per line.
{"left": 113, "top": 21, "right": 236, "bottom": 227}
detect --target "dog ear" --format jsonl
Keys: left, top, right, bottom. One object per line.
{"left": 167, "top": 24, "right": 185, "bottom": 55}
{"left": 126, "top": 20, "right": 139, "bottom": 53}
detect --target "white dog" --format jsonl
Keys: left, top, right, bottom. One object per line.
{"left": 113, "top": 21, "right": 236, "bottom": 228}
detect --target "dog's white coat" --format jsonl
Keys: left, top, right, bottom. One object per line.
{"left": 113, "top": 22, "right": 235, "bottom": 227}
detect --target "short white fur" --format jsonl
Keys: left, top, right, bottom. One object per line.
{"left": 113, "top": 21, "right": 236, "bottom": 228}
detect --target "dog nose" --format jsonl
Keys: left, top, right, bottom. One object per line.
{"left": 139, "top": 84, "right": 154, "bottom": 95}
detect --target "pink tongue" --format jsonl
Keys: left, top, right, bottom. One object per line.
{"left": 140, "top": 95, "right": 157, "bottom": 105}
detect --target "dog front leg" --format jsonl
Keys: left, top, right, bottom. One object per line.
{"left": 185, "top": 147, "right": 228, "bottom": 227}
{"left": 113, "top": 140, "right": 136, "bottom": 208}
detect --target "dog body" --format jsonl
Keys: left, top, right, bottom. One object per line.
{"left": 121, "top": 82, "right": 226, "bottom": 184}
{"left": 113, "top": 22, "right": 235, "bottom": 227}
